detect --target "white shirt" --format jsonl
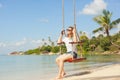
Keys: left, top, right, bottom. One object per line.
{"left": 63, "top": 37, "right": 77, "bottom": 53}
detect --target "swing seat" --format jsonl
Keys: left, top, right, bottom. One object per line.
{"left": 58, "top": 41, "right": 86, "bottom": 63}
{"left": 65, "top": 57, "right": 86, "bottom": 63}
{"left": 69, "top": 41, "right": 83, "bottom": 44}
{"left": 57, "top": 42, "right": 65, "bottom": 45}
{"left": 57, "top": 41, "right": 84, "bottom": 45}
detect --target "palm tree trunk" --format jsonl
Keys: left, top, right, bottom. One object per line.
{"left": 106, "top": 29, "right": 110, "bottom": 37}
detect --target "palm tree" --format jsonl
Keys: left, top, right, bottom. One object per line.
{"left": 93, "top": 10, "right": 120, "bottom": 48}
{"left": 93, "top": 10, "right": 120, "bottom": 37}
{"left": 79, "top": 31, "right": 88, "bottom": 41}
{"left": 42, "top": 38, "right": 47, "bottom": 46}
{"left": 48, "top": 36, "right": 51, "bottom": 43}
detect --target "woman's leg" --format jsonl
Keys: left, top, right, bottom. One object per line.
{"left": 56, "top": 54, "right": 73, "bottom": 79}
{"left": 56, "top": 54, "right": 66, "bottom": 76}
{"left": 56, "top": 54, "right": 65, "bottom": 67}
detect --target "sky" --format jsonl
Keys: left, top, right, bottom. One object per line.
{"left": 0, "top": 0, "right": 120, "bottom": 54}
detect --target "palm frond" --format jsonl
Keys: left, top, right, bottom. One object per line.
{"left": 103, "top": 10, "right": 112, "bottom": 18}
{"left": 102, "top": 9, "right": 112, "bottom": 24}
{"left": 94, "top": 16, "right": 104, "bottom": 25}
{"left": 103, "top": 9, "right": 108, "bottom": 16}
{"left": 110, "top": 18, "right": 120, "bottom": 26}
{"left": 93, "top": 27, "right": 103, "bottom": 33}
{"left": 109, "top": 26, "right": 116, "bottom": 30}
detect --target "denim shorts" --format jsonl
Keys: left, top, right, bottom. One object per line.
{"left": 66, "top": 51, "right": 77, "bottom": 59}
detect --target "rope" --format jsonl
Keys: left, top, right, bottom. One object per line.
{"left": 73, "top": 0, "right": 83, "bottom": 58}
{"left": 73, "top": 0, "right": 76, "bottom": 25}
{"left": 73, "top": 0, "right": 80, "bottom": 42}
{"left": 62, "top": 0, "right": 64, "bottom": 30}
{"left": 59, "top": 0, "right": 65, "bottom": 54}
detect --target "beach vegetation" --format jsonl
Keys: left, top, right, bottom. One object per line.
{"left": 11, "top": 10, "right": 120, "bottom": 55}
{"left": 93, "top": 9, "right": 120, "bottom": 49}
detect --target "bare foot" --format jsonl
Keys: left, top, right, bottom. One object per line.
{"left": 55, "top": 75, "right": 63, "bottom": 80}
{"left": 62, "top": 72, "right": 66, "bottom": 77}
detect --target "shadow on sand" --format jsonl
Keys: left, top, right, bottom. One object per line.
{"left": 82, "top": 75, "right": 120, "bottom": 80}
{"left": 65, "top": 71, "right": 91, "bottom": 78}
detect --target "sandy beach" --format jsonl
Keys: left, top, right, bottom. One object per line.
{"left": 63, "top": 64, "right": 120, "bottom": 80}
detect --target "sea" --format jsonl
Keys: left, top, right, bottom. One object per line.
{"left": 0, "top": 54, "right": 120, "bottom": 80}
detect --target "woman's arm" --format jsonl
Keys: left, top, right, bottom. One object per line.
{"left": 57, "top": 34, "right": 63, "bottom": 43}
{"left": 57, "top": 30, "right": 65, "bottom": 43}
{"left": 73, "top": 24, "right": 78, "bottom": 42}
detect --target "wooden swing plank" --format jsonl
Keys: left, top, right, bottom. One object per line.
{"left": 69, "top": 41, "right": 83, "bottom": 44}
{"left": 57, "top": 41, "right": 84, "bottom": 45}
{"left": 65, "top": 57, "right": 86, "bottom": 63}
{"left": 57, "top": 42, "right": 65, "bottom": 45}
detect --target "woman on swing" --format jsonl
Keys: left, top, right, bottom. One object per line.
{"left": 55, "top": 25, "right": 78, "bottom": 79}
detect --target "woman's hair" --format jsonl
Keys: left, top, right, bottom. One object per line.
{"left": 68, "top": 26, "right": 73, "bottom": 30}
{"left": 67, "top": 26, "right": 73, "bottom": 37}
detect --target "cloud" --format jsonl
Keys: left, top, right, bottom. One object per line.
{"left": 0, "top": 42, "right": 6, "bottom": 47}
{"left": 15, "top": 38, "right": 27, "bottom": 46}
{"left": 117, "top": 23, "right": 120, "bottom": 28}
{"left": 80, "top": 0, "right": 107, "bottom": 15}
{"left": 39, "top": 18, "right": 49, "bottom": 23}
{"left": 117, "top": 23, "right": 120, "bottom": 32}
{"left": 0, "top": 38, "right": 54, "bottom": 54}
{"left": 31, "top": 40, "right": 42, "bottom": 44}
{"left": 93, "top": 31, "right": 106, "bottom": 37}
{"left": 0, "top": 38, "right": 43, "bottom": 48}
